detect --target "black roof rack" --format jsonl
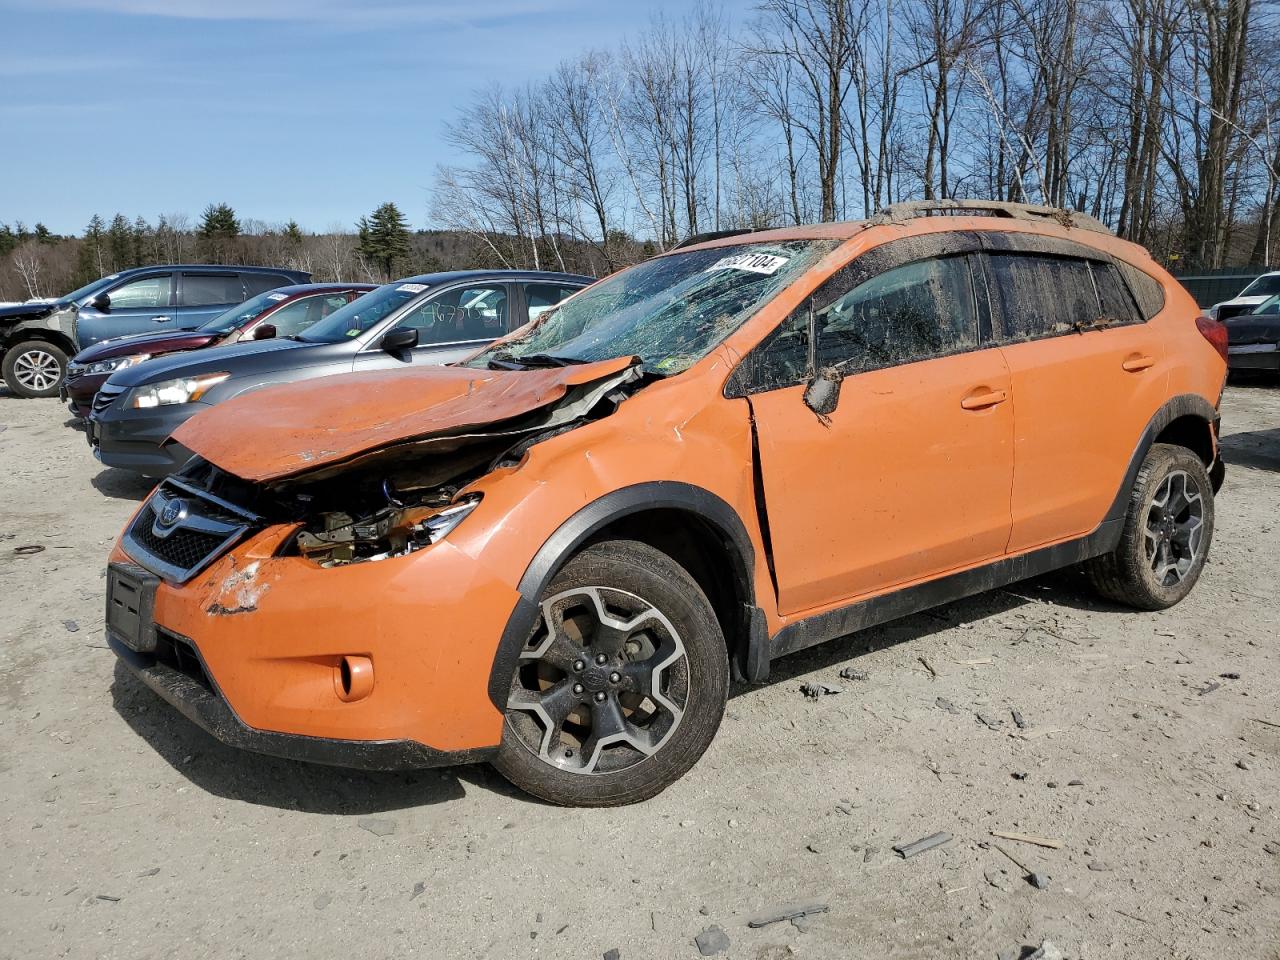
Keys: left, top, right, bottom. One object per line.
{"left": 869, "top": 199, "right": 1111, "bottom": 235}
{"left": 670, "top": 229, "right": 758, "bottom": 250}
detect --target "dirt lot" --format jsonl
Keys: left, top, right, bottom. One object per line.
{"left": 1, "top": 383, "right": 1277, "bottom": 960}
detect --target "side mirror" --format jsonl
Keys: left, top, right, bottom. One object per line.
{"left": 252, "top": 323, "right": 277, "bottom": 341}
{"left": 91, "top": 293, "right": 111, "bottom": 312}
{"left": 380, "top": 327, "right": 419, "bottom": 352}
{"left": 802, "top": 367, "right": 842, "bottom": 419}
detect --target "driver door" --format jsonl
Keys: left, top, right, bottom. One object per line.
{"left": 353, "top": 283, "right": 512, "bottom": 371}
{"left": 738, "top": 247, "right": 1014, "bottom": 616}
{"left": 74, "top": 272, "right": 175, "bottom": 346}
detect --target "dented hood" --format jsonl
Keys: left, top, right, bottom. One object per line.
{"left": 171, "top": 357, "right": 639, "bottom": 483}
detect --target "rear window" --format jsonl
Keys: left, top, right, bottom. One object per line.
{"left": 1090, "top": 261, "right": 1141, "bottom": 324}
{"left": 987, "top": 254, "right": 1100, "bottom": 341}
{"left": 182, "top": 273, "right": 244, "bottom": 307}
{"left": 242, "top": 273, "right": 291, "bottom": 297}
{"left": 1117, "top": 262, "right": 1166, "bottom": 320}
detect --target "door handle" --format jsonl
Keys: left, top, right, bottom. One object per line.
{"left": 961, "top": 388, "right": 1008, "bottom": 410}
{"left": 151, "top": 315, "right": 171, "bottom": 323}
{"left": 1122, "top": 354, "right": 1155, "bottom": 372}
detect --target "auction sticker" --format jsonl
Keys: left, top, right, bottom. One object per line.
{"left": 705, "top": 253, "right": 789, "bottom": 275}
{"left": 267, "top": 293, "right": 289, "bottom": 301}
{"left": 397, "top": 283, "right": 428, "bottom": 293}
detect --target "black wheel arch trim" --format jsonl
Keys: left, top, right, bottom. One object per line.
{"left": 487, "top": 481, "right": 764, "bottom": 709}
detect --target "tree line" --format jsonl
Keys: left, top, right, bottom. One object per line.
{"left": 431, "top": 0, "right": 1275, "bottom": 272}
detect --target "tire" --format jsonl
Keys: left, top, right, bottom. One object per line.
{"left": 1085, "top": 443, "right": 1215, "bottom": 610}
{"left": 2, "top": 340, "right": 68, "bottom": 398}
{"left": 493, "top": 539, "right": 729, "bottom": 806}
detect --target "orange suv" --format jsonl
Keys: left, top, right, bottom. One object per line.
{"left": 105, "top": 201, "right": 1228, "bottom": 806}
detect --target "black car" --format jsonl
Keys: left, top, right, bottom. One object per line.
{"left": 1225, "top": 295, "right": 1280, "bottom": 375}
{"left": 1, "top": 264, "right": 310, "bottom": 398}
{"left": 87, "top": 270, "right": 592, "bottom": 476}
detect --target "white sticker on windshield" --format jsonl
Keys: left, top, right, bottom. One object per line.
{"left": 267, "top": 293, "right": 288, "bottom": 301}
{"left": 705, "top": 253, "right": 789, "bottom": 275}
{"left": 397, "top": 283, "right": 428, "bottom": 293}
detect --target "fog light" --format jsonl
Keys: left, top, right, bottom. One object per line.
{"left": 334, "top": 655, "right": 374, "bottom": 702}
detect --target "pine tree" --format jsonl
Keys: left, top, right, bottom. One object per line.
{"left": 34, "top": 223, "right": 55, "bottom": 244}
{"left": 133, "top": 215, "right": 153, "bottom": 264}
{"left": 107, "top": 213, "right": 133, "bottom": 271}
{"left": 77, "top": 214, "right": 107, "bottom": 283}
{"left": 198, "top": 203, "right": 240, "bottom": 263}
{"left": 0, "top": 225, "right": 16, "bottom": 259}
{"left": 357, "top": 202, "right": 411, "bottom": 280}
{"left": 284, "top": 220, "right": 304, "bottom": 247}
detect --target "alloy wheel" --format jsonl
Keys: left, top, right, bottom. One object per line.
{"left": 506, "top": 585, "right": 690, "bottom": 775}
{"left": 1144, "top": 470, "right": 1204, "bottom": 586}
{"left": 13, "top": 349, "right": 61, "bottom": 391}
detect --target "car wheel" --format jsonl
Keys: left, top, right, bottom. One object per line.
{"left": 493, "top": 539, "right": 729, "bottom": 806}
{"left": 3, "top": 340, "right": 68, "bottom": 398}
{"left": 1085, "top": 443, "right": 1215, "bottom": 610}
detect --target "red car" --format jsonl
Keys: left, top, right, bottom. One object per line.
{"left": 62, "top": 283, "right": 376, "bottom": 418}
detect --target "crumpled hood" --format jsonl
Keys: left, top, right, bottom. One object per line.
{"left": 172, "top": 357, "right": 640, "bottom": 483}
{"left": 0, "top": 301, "right": 57, "bottom": 323}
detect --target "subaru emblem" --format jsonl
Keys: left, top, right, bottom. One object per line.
{"left": 158, "top": 497, "right": 188, "bottom": 528}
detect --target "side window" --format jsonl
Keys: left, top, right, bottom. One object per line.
{"left": 1117, "top": 262, "right": 1166, "bottom": 320}
{"left": 260, "top": 295, "right": 342, "bottom": 337}
{"left": 182, "top": 273, "right": 244, "bottom": 307}
{"left": 1090, "top": 262, "right": 1141, "bottom": 324}
{"left": 106, "top": 274, "right": 171, "bottom": 309}
{"left": 812, "top": 256, "right": 979, "bottom": 372}
{"left": 986, "top": 254, "right": 1100, "bottom": 341}
{"left": 524, "top": 283, "right": 580, "bottom": 325}
{"left": 734, "top": 255, "right": 979, "bottom": 393}
{"left": 394, "top": 285, "right": 508, "bottom": 345}
{"left": 242, "top": 273, "right": 290, "bottom": 297}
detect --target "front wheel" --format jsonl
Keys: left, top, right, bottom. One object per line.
{"left": 493, "top": 540, "right": 729, "bottom": 806}
{"left": 3, "top": 340, "right": 68, "bottom": 398}
{"left": 1085, "top": 443, "right": 1215, "bottom": 610}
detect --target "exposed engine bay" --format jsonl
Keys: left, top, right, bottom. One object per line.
{"left": 169, "top": 361, "right": 646, "bottom": 569}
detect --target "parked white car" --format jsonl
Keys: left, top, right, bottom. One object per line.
{"left": 1209, "top": 271, "right": 1280, "bottom": 320}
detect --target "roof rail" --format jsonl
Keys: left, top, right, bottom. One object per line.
{"left": 670, "top": 228, "right": 758, "bottom": 250}
{"left": 869, "top": 199, "right": 1111, "bottom": 235}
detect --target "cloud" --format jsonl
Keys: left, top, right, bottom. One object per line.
{"left": 9, "top": 0, "right": 570, "bottom": 25}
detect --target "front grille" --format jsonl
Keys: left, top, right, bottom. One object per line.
{"left": 122, "top": 479, "right": 259, "bottom": 584}
{"left": 93, "top": 383, "right": 124, "bottom": 413}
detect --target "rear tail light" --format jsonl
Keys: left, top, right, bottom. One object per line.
{"left": 1195, "top": 314, "right": 1229, "bottom": 362}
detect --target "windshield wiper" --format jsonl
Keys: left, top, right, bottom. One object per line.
{"left": 487, "top": 352, "right": 588, "bottom": 370}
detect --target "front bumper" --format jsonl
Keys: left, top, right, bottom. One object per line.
{"left": 109, "top": 630, "right": 492, "bottom": 770}
{"left": 62, "top": 371, "right": 108, "bottom": 419}
{"left": 88, "top": 400, "right": 200, "bottom": 476}
{"left": 107, "top": 518, "right": 517, "bottom": 766}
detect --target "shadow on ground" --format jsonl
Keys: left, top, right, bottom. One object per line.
{"left": 91, "top": 468, "right": 155, "bottom": 502}
{"left": 108, "top": 660, "right": 535, "bottom": 813}
{"left": 1220, "top": 426, "right": 1280, "bottom": 473}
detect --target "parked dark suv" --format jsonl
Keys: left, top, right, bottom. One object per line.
{"left": 62, "top": 283, "right": 375, "bottom": 418}
{"left": 0, "top": 264, "right": 310, "bottom": 398}
{"left": 88, "top": 270, "right": 591, "bottom": 476}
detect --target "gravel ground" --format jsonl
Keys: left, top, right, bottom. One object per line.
{"left": 1, "top": 382, "right": 1277, "bottom": 960}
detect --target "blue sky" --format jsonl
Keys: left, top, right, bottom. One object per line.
{"left": 0, "top": 0, "right": 709, "bottom": 235}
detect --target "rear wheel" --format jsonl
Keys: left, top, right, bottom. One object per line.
{"left": 493, "top": 540, "right": 728, "bottom": 806}
{"left": 1085, "top": 443, "right": 1214, "bottom": 610}
{"left": 3, "top": 340, "right": 68, "bottom": 398}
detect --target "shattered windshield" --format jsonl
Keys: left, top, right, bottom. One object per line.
{"left": 467, "top": 240, "right": 838, "bottom": 375}
{"left": 298, "top": 281, "right": 429, "bottom": 343}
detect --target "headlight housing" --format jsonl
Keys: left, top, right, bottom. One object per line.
{"left": 85, "top": 353, "right": 151, "bottom": 377}
{"left": 416, "top": 496, "right": 482, "bottom": 544}
{"left": 130, "top": 372, "right": 230, "bottom": 409}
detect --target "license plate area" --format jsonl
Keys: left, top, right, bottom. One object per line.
{"left": 106, "top": 562, "right": 159, "bottom": 653}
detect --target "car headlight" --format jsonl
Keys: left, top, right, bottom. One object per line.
{"left": 86, "top": 353, "right": 151, "bottom": 377}
{"left": 130, "top": 372, "right": 230, "bottom": 409}
{"left": 416, "top": 496, "right": 482, "bottom": 544}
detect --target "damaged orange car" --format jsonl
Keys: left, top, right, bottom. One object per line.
{"left": 107, "top": 201, "right": 1228, "bottom": 806}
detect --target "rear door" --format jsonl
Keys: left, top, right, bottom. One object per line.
{"left": 74, "top": 271, "right": 176, "bottom": 345}
{"left": 352, "top": 282, "right": 513, "bottom": 371}
{"left": 174, "top": 272, "right": 246, "bottom": 328}
{"left": 739, "top": 239, "right": 1015, "bottom": 616}
{"left": 983, "top": 248, "right": 1167, "bottom": 552}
